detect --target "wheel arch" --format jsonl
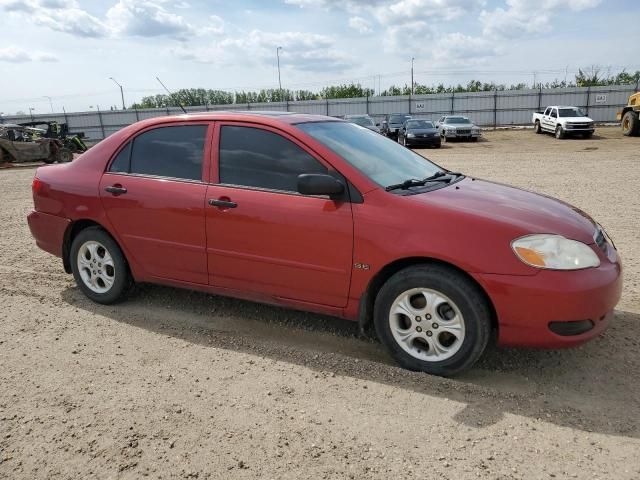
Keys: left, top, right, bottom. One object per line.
{"left": 62, "top": 219, "right": 127, "bottom": 274}
{"left": 358, "top": 256, "right": 498, "bottom": 338}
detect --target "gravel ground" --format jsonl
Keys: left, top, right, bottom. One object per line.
{"left": 1, "top": 127, "right": 639, "bottom": 479}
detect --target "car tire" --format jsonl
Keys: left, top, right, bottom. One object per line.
{"left": 373, "top": 264, "right": 491, "bottom": 377}
{"left": 622, "top": 111, "right": 639, "bottom": 137}
{"left": 534, "top": 121, "right": 542, "bottom": 134}
{"left": 56, "top": 148, "right": 73, "bottom": 163}
{"left": 582, "top": 132, "right": 593, "bottom": 139}
{"left": 555, "top": 125, "right": 565, "bottom": 139}
{"left": 471, "top": 137, "right": 478, "bottom": 142}
{"left": 434, "top": 142, "right": 441, "bottom": 149}
{"left": 70, "top": 226, "right": 132, "bottom": 305}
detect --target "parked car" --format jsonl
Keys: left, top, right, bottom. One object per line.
{"left": 532, "top": 106, "right": 595, "bottom": 139}
{"left": 436, "top": 116, "right": 482, "bottom": 142}
{"left": 381, "top": 113, "right": 411, "bottom": 139}
{"left": 27, "top": 112, "right": 622, "bottom": 376}
{"left": 0, "top": 124, "right": 73, "bottom": 164}
{"left": 344, "top": 114, "right": 380, "bottom": 133}
{"left": 397, "top": 119, "right": 441, "bottom": 148}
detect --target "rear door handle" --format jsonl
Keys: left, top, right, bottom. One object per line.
{"left": 105, "top": 185, "right": 127, "bottom": 195}
{"left": 208, "top": 198, "right": 237, "bottom": 209}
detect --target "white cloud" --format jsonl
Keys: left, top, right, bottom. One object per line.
{"left": 106, "top": 0, "right": 195, "bottom": 40}
{"left": 173, "top": 29, "right": 353, "bottom": 73}
{"left": 432, "top": 32, "right": 499, "bottom": 65}
{"left": 481, "top": 0, "right": 601, "bottom": 39}
{"left": 0, "top": 45, "right": 58, "bottom": 62}
{"left": 348, "top": 16, "right": 372, "bottom": 34}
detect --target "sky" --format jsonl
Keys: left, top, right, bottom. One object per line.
{"left": 0, "top": 0, "right": 638, "bottom": 115}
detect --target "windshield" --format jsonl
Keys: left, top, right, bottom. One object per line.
{"left": 297, "top": 121, "right": 442, "bottom": 188}
{"left": 349, "top": 116, "right": 375, "bottom": 127}
{"left": 445, "top": 117, "right": 471, "bottom": 124}
{"left": 558, "top": 108, "right": 586, "bottom": 118}
{"left": 406, "top": 120, "right": 434, "bottom": 129}
{"left": 389, "top": 114, "right": 411, "bottom": 124}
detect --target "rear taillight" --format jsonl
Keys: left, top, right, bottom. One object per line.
{"left": 32, "top": 177, "right": 44, "bottom": 196}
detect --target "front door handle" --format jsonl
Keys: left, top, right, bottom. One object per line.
{"left": 208, "top": 198, "right": 237, "bottom": 209}
{"left": 105, "top": 185, "right": 127, "bottom": 195}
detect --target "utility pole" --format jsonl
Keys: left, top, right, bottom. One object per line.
{"left": 276, "top": 46, "right": 283, "bottom": 102}
{"left": 411, "top": 57, "right": 415, "bottom": 95}
{"left": 28, "top": 107, "right": 35, "bottom": 121}
{"left": 43, "top": 96, "right": 54, "bottom": 113}
{"left": 109, "top": 77, "right": 126, "bottom": 110}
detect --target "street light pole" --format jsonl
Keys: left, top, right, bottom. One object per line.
{"left": 411, "top": 57, "right": 415, "bottom": 95}
{"left": 44, "top": 96, "right": 54, "bottom": 113}
{"left": 276, "top": 46, "right": 283, "bottom": 101}
{"left": 109, "top": 77, "right": 126, "bottom": 110}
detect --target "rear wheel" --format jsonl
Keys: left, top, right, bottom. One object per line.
{"left": 374, "top": 264, "right": 491, "bottom": 376}
{"left": 622, "top": 111, "right": 640, "bottom": 137}
{"left": 555, "top": 125, "right": 565, "bottom": 139}
{"left": 534, "top": 121, "right": 542, "bottom": 134}
{"left": 70, "top": 227, "right": 131, "bottom": 304}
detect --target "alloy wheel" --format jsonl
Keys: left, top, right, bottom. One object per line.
{"left": 77, "top": 240, "right": 115, "bottom": 294}
{"left": 388, "top": 288, "right": 465, "bottom": 362}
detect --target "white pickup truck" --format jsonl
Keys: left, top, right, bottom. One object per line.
{"left": 532, "top": 106, "right": 595, "bottom": 139}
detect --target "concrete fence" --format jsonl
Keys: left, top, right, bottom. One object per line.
{"left": 2, "top": 84, "right": 636, "bottom": 141}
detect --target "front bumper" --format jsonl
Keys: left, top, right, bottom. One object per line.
{"left": 405, "top": 136, "right": 441, "bottom": 147}
{"left": 27, "top": 210, "right": 70, "bottom": 258}
{"left": 474, "top": 250, "right": 622, "bottom": 348}
{"left": 442, "top": 130, "right": 482, "bottom": 139}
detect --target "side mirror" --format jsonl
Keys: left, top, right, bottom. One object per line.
{"left": 297, "top": 174, "right": 345, "bottom": 199}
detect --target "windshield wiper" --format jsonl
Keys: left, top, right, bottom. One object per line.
{"left": 385, "top": 171, "right": 457, "bottom": 192}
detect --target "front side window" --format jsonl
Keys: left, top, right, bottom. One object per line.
{"left": 127, "top": 125, "right": 207, "bottom": 181}
{"left": 219, "top": 125, "right": 328, "bottom": 192}
{"left": 297, "top": 121, "right": 441, "bottom": 188}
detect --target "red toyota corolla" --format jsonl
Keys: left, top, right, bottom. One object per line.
{"left": 27, "top": 112, "right": 622, "bottom": 376}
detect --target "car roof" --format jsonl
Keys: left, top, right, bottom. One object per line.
{"left": 131, "top": 111, "right": 342, "bottom": 128}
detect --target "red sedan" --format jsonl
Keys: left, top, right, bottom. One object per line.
{"left": 27, "top": 113, "right": 622, "bottom": 376}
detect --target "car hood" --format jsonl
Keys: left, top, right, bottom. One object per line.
{"left": 442, "top": 124, "right": 475, "bottom": 129}
{"left": 407, "top": 128, "right": 437, "bottom": 134}
{"left": 409, "top": 177, "right": 597, "bottom": 244}
{"left": 563, "top": 116, "right": 593, "bottom": 122}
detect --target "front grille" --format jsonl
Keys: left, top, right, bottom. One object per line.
{"left": 566, "top": 123, "right": 592, "bottom": 129}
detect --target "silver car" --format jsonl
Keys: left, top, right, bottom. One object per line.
{"left": 436, "top": 115, "right": 482, "bottom": 142}
{"left": 344, "top": 114, "right": 381, "bottom": 133}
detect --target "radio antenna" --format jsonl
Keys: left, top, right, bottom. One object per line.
{"left": 156, "top": 76, "right": 187, "bottom": 114}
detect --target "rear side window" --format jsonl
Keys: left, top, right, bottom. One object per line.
{"left": 219, "top": 126, "right": 327, "bottom": 192}
{"left": 109, "top": 142, "right": 131, "bottom": 173}
{"left": 127, "top": 125, "right": 207, "bottom": 181}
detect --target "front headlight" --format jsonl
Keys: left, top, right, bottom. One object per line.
{"left": 511, "top": 234, "right": 600, "bottom": 270}
{"left": 407, "top": 133, "right": 416, "bottom": 138}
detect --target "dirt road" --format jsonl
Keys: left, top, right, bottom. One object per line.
{"left": 1, "top": 127, "right": 639, "bottom": 479}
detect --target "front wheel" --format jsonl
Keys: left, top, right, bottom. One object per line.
{"left": 70, "top": 227, "right": 131, "bottom": 304}
{"left": 555, "top": 125, "right": 565, "bottom": 139}
{"left": 374, "top": 264, "right": 491, "bottom": 376}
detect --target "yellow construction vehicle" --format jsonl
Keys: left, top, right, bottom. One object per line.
{"left": 618, "top": 92, "right": 640, "bottom": 136}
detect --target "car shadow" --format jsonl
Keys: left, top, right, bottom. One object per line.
{"left": 61, "top": 284, "right": 640, "bottom": 439}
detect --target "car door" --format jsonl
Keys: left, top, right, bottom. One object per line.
{"left": 205, "top": 122, "right": 354, "bottom": 308}
{"left": 100, "top": 123, "right": 211, "bottom": 285}
{"left": 549, "top": 108, "right": 558, "bottom": 129}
